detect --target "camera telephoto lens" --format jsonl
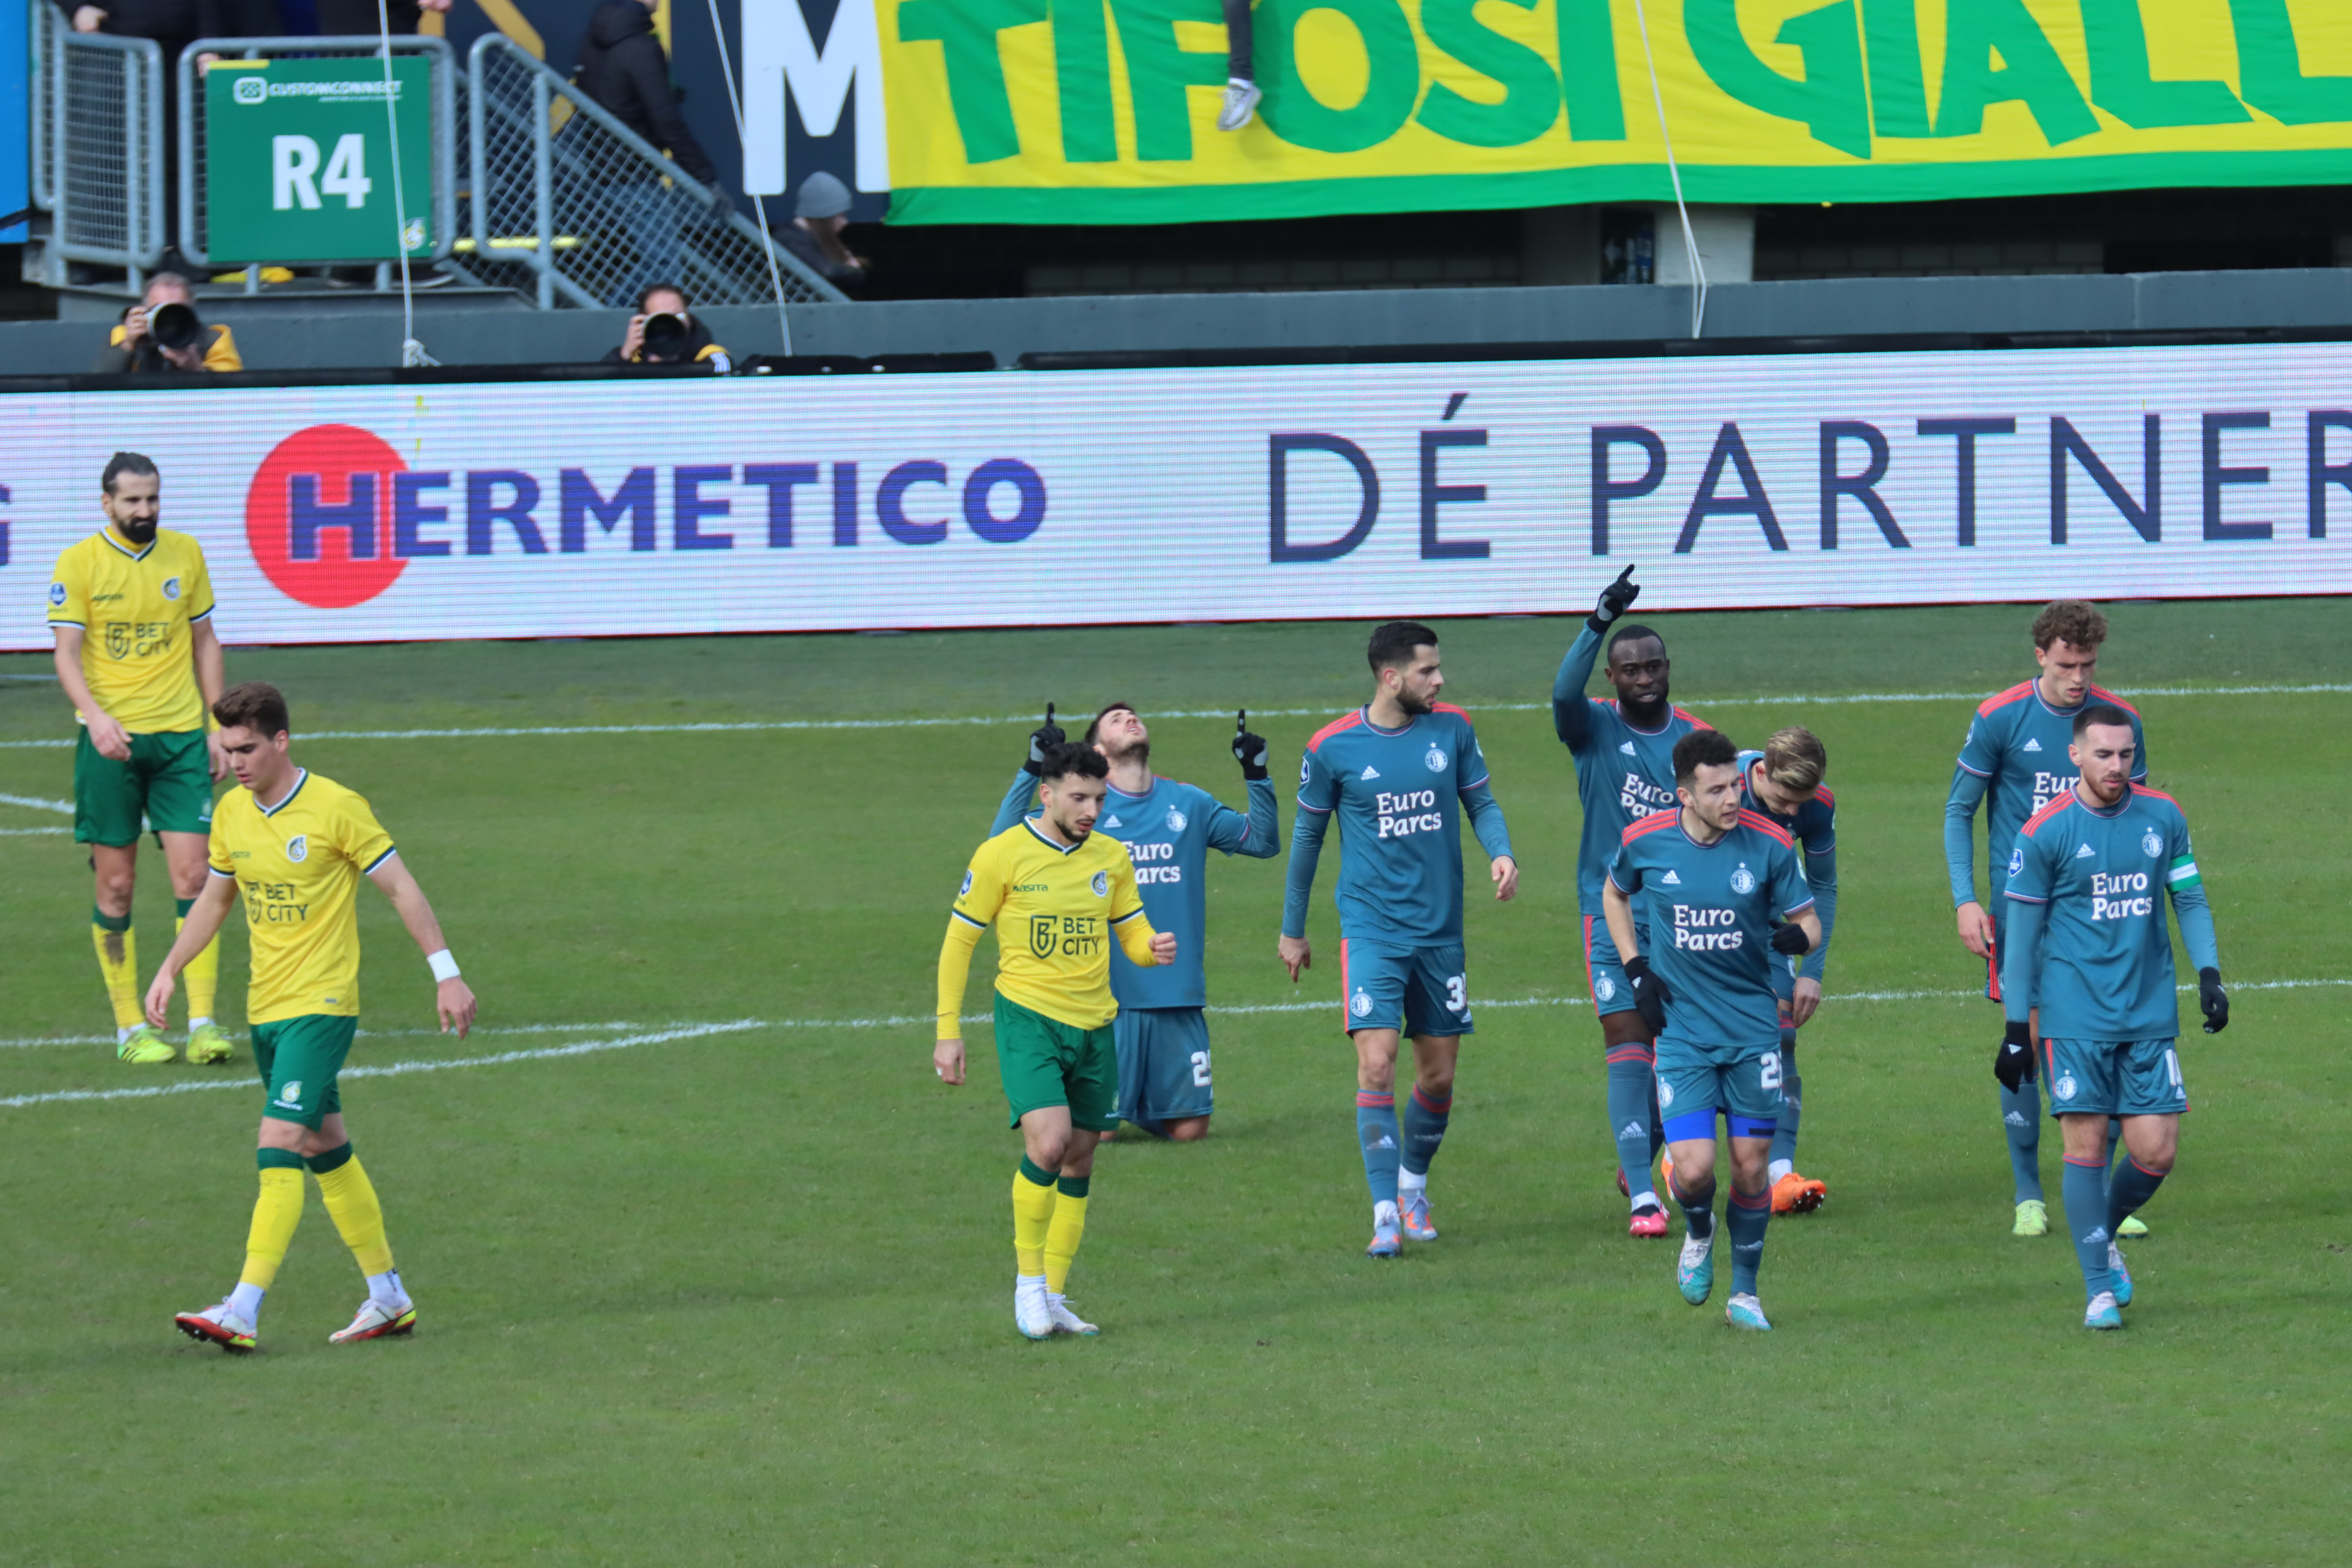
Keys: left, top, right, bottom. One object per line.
{"left": 148, "top": 302, "right": 202, "bottom": 354}
{"left": 641, "top": 312, "right": 688, "bottom": 360}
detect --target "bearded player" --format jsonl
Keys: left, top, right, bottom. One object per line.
{"left": 1999, "top": 706, "right": 2224, "bottom": 1329}
{"left": 1605, "top": 730, "right": 1820, "bottom": 1332}
{"left": 1553, "top": 565, "right": 1710, "bottom": 1237}
{"left": 153, "top": 682, "right": 477, "bottom": 1352}
{"left": 1281, "top": 622, "right": 1517, "bottom": 1258}
{"left": 48, "top": 453, "right": 232, "bottom": 1065}
{"left": 990, "top": 703, "right": 1279, "bottom": 1139}
{"left": 1945, "top": 601, "right": 2147, "bottom": 1238}
{"left": 938, "top": 743, "right": 1174, "bottom": 1339}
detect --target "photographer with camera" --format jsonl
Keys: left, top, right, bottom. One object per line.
{"left": 600, "top": 283, "right": 730, "bottom": 373}
{"left": 92, "top": 274, "right": 243, "bottom": 375}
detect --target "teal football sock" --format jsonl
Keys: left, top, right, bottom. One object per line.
{"left": 2061, "top": 1156, "right": 2114, "bottom": 1300}
{"left": 2000, "top": 1083, "right": 2045, "bottom": 1203}
{"left": 1607, "top": 1049, "right": 1658, "bottom": 1202}
{"left": 1400, "top": 1084, "right": 1450, "bottom": 1177}
{"left": 2103, "top": 1117, "right": 2123, "bottom": 1193}
{"left": 1355, "top": 1091, "right": 1400, "bottom": 1208}
{"left": 1727, "top": 1185, "right": 1771, "bottom": 1295}
{"left": 1769, "top": 1026, "right": 1802, "bottom": 1169}
{"left": 2106, "top": 1155, "right": 2167, "bottom": 1237}
{"left": 1673, "top": 1166, "right": 1716, "bottom": 1243}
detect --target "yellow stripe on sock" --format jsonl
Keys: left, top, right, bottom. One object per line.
{"left": 239, "top": 1167, "right": 305, "bottom": 1289}
{"left": 316, "top": 1155, "right": 396, "bottom": 1278}
{"left": 1011, "top": 1167, "right": 1057, "bottom": 1279}
{"left": 92, "top": 922, "right": 141, "bottom": 1031}
{"left": 1044, "top": 1192, "right": 1088, "bottom": 1295}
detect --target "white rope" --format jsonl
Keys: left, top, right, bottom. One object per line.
{"left": 701, "top": 0, "right": 794, "bottom": 358}
{"left": 1630, "top": 0, "right": 1705, "bottom": 339}
{"left": 374, "top": 2, "right": 432, "bottom": 366}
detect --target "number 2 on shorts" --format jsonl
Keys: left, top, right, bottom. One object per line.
{"left": 1760, "top": 1050, "right": 1783, "bottom": 1090}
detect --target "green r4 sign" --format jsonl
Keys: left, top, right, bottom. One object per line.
{"left": 204, "top": 58, "right": 433, "bottom": 265}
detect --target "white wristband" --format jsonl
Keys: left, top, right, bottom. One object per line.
{"left": 426, "top": 949, "right": 461, "bottom": 982}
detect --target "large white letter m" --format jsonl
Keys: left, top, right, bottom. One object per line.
{"left": 741, "top": 0, "right": 887, "bottom": 197}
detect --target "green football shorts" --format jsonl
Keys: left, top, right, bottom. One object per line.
{"left": 993, "top": 992, "right": 1118, "bottom": 1133}
{"left": 253, "top": 1014, "right": 358, "bottom": 1129}
{"left": 74, "top": 728, "right": 213, "bottom": 845}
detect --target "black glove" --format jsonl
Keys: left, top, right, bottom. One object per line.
{"left": 1623, "top": 953, "right": 1670, "bottom": 1036}
{"left": 2199, "top": 966, "right": 2229, "bottom": 1035}
{"left": 1021, "top": 703, "right": 1065, "bottom": 777}
{"left": 1769, "top": 921, "right": 1811, "bottom": 957}
{"left": 1588, "top": 564, "right": 1640, "bottom": 635}
{"left": 1232, "top": 709, "right": 1269, "bottom": 781}
{"left": 1994, "top": 1018, "right": 2035, "bottom": 1093}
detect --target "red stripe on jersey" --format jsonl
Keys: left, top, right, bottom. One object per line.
{"left": 2019, "top": 793, "right": 2075, "bottom": 837}
{"left": 1675, "top": 707, "right": 1711, "bottom": 732}
{"left": 1811, "top": 783, "right": 1835, "bottom": 808}
{"left": 1308, "top": 711, "right": 1364, "bottom": 752}
{"left": 2130, "top": 783, "right": 2178, "bottom": 804}
{"left": 1431, "top": 701, "right": 1472, "bottom": 719}
{"left": 1736, "top": 809, "right": 1795, "bottom": 847}
{"left": 1622, "top": 809, "right": 1680, "bottom": 840}
{"left": 2089, "top": 685, "right": 2141, "bottom": 716}
{"left": 1977, "top": 680, "right": 2035, "bottom": 717}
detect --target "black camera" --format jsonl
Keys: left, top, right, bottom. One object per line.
{"left": 147, "top": 301, "right": 203, "bottom": 355}
{"left": 641, "top": 311, "right": 688, "bottom": 360}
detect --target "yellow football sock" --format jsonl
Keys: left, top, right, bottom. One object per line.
{"left": 91, "top": 912, "right": 140, "bottom": 1031}
{"left": 312, "top": 1147, "right": 395, "bottom": 1276}
{"left": 1044, "top": 1176, "right": 1090, "bottom": 1295}
{"left": 1012, "top": 1159, "right": 1057, "bottom": 1278}
{"left": 176, "top": 913, "right": 220, "bottom": 1024}
{"left": 239, "top": 1164, "right": 306, "bottom": 1289}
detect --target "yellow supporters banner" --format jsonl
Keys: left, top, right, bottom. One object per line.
{"left": 879, "top": 0, "right": 2352, "bottom": 223}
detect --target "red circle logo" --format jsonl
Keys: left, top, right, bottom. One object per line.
{"left": 246, "top": 424, "right": 411, "bottom": 608}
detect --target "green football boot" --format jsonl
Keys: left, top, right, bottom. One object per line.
{"left": 184, "top": 1023, "right": 236, "bottom": 1065}
{"left": 2012, "top": 1199, "right": 2049, "bottom": 1237}
{"left": 117, "top": 1025, "right": 175, "bottom": 1065}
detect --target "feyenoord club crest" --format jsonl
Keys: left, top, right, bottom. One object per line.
{"left": 2143, "top": 830, "right": 2163, "bottom": 858}
{"left": 1350, "top": 989, "right": 1374, "bottom": 1018}
{"left": 1167, "top": 808, "right": 1187, "bottom": 832}
{"left": 1730, "top": 863, "right": 1755, "bottom": 895}
{"left": 1425, "top": 745, "right": 1448, "bottom": 772}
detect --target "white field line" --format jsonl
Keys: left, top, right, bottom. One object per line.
{"left": 2, "top": 979, "right": 2342, "bottom": 1107}
{"left": 0, "top": 684, "right": 2346, "bottom": 752}
{"left": 0, "top": 791, "right": 73, "bottom": 814}
{"left": 0, "top": 827, "right": 70, "bottom": 836}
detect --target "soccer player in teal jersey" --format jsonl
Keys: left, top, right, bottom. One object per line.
{"left": 1998, "top": 705, "right": 2226, "bottom": 1330}
{"left": 1944, "top": 601, "right": 2148, "bottom": 1237}
{"left": 1281, "top": 622, "right": 1518, "bottom": 1257}
{"left": 991, "top": 703, "right": 1280, "bottom": 1139}
{"left": 1553, "top": 565, "right": 1711, "bottom": 1236}
{"left": 1605, "top": 729, "right": 1821, "bottom": 1331}
{"left": 1736, "top": 728, "right": 1837, "bottom": 1215}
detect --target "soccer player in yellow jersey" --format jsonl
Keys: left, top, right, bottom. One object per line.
{"left": 146, "top": 682, "right": 478, "bottom": 1353}
{"left": 936, "top": 743, "right": 1175, "bottom": 1340}
{"left": 48, "top": 453, "right": 231, "bottom": 1065}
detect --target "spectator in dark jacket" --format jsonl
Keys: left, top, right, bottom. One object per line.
{"left": 314, "top": 0, "right": 449, "bottom": 34}
{"left": 775, "top": 172, "right": 868, "bottom": 295}
{"left": 575, "top": 0, "right": 716, "bottom": 184}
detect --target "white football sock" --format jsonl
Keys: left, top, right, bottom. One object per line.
{"left": 1769, "top": 1159, "right": 1794, "bottom": 1183}
{"left": 227, "top": 1281, "right": 264, "bottom": 1322}
{"left": 1397, "top": 1168, "right": 1427, "bottom": 1194}
{"left": 190, "top": 1016, "right": 212, "bottom": 1030}
{"left": 1630, "top": 1188, "right": 1660, "bottom": 1212}
{"left": 366, "top": 1269, "right": 405, "bottom": 1307}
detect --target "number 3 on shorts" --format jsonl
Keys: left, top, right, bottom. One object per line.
{"left": 1446, "top": 974, "right": 1467, "bottom": 1012}
{"left": 1760, "top": 1050, "right": 1784, "bottom": 1090}
{"left": 1190, "top": 1049, "right": 1212, "bottom": 1088}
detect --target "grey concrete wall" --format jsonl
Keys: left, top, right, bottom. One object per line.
{"left": 5, "top": 268, "right": 2350, "bottom": 376}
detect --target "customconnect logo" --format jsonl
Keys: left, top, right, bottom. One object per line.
{"left": 233, "top": 76, "right": 267, "bottom": 105}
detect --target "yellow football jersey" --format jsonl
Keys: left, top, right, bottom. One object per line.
{"left": 208, "top": 769, "right": 396, "bottom": 1024}
{"left": 47, "top": 525, "right": 216, "bottom": 734}
{"left": 941, "top": 819, "right": 1153, "bottom": 1033}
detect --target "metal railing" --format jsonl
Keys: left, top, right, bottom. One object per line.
{"left": 27, "top": 11, "right": 167, "bottom": 284}
{"left": 176, "top": 36, "right": 458, "bottom": 271}
{"left": 466, "top": 34, "right": 844, "bottom": 309}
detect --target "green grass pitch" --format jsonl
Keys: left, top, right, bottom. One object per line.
{"left": 1, "top": 600, "right": 2347, "bottom": 1566}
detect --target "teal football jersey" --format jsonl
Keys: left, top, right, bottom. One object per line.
{"left": 2003, "top": 784, "right": 2205, "bottom": 1042}
{"left": 1553, "top": 625, "right": 1710, "bottom": 916}
{"left": 1945, "top": 677, "right": 2147, "bottom": 909}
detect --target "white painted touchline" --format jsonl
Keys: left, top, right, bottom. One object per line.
{"left": 0, "top": 826, "right": 70, "bottom": 836}
{"left": 2, "top": 980, "right": 2342, "bottom": 1107}
{"left": 0, "top": 684, "right": 2345, "bottom": 752}
{"left": 0, "top": 791, "right": 74, "bottom": 814}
